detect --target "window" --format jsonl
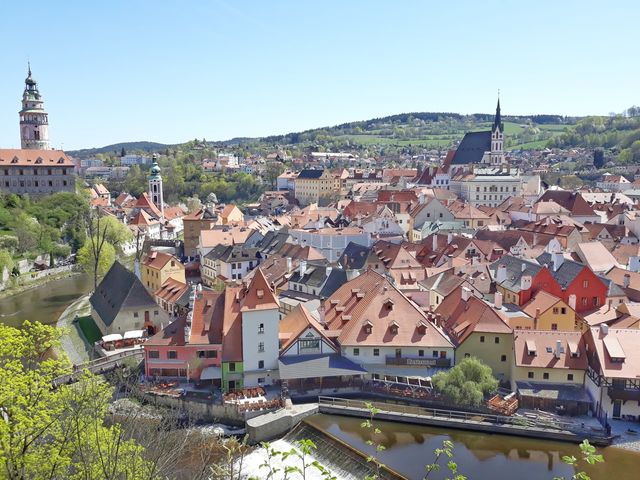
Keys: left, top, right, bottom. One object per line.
{"left": 583, "top": 280, "right": 589, "bottom": 288}
{"left": 258, "top": 360, "right": 264, "bottom": 369}
{"left": 480, "top": 335, "right": 485, "bottom": 343}
{"left": 551, "top": 323, "right": 558, "bottom": 331}
{"left": 543, "top": 372, "right": 549, "bottom": 380}
{"left": 432, "top": 350, "right": 438, "bottom": 358}
{"left": 133, "top": 312, "right": 139, "bottom": 318}
{"left": 395, "top": 348, "right": 402, "bottom": 358}
{"left": 258, "top": 323, "right": 264, "bottom": 334}
{"left": 373, "top": 348, "right": 379, "bottom": 357}
{"left": 528, "top": 372, "right": 534, "bottom": 379}
{"left": 418, "top": 349, "right": 424, "bottom": 357}
{"left": 567, "top": 374, "right": 574, "bottom": 381}
{"left": 553, "top": 307, "right": 559, "bottom": 314}
{"left": 494, "top": 337, "right": 500, "bottom": 344}
{"left": 154, "top": 310, "right": 159, "bottom": 316}
{"left": 353, "top": 348, "right": 360, "bottom": 356}
{"left": 464, "top": 353, "right": 471, "bottom": 358}
{"left": 501, "top": 355, "right": 507, "bottom": 362}
{"left": 300, "top": 339, "right": 320, "bottom": 349}
{"left": 257, "top": 377, "right": 266, "bottom": 384}
{"left": 167, "top": 351, "right": 177, "bottom": 359}
{"left": 581, "top": 297, "right": 588, "bottom": 307}
{"left": 561, "top": 307, "right": 567, "bottom": 314}
{"left": 258, "top": 342, "right": 265, "bottom": 352}
{"left": 197, "top": 350, "right": 217, "bottom": 358}
{"left": 592, "top": 297, "right": 599, "bottom": 307}
{"left": 228, "top": 363, "right": 236, "bottom": 372}
{"left": 148, "top": 350, "right": 159, "bottom": 359}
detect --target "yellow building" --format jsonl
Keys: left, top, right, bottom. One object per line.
{"left": 435, "top": 287, "right": 514, "bottom": 382}
{"left": 511, "top": 330, "right": 592, "bottom": 414}
{"left": 294, "top": 169, "right": 340, "bottom": 206}
{"left": 518, "top": 291, "right": 583, "bottom": 331}
{"left": 141, "top": 251, "right": 185, "bottom": 293}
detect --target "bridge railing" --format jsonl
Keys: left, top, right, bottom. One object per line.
{"left": 317, "top": 396, "right": 606, "bottom": 438}
{"left": 53, "top": 350, "right": 144, "bottom": 387}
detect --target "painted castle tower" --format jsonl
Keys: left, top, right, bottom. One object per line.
{"left": 19, "top": 64, "right": 50, "bottom": 150}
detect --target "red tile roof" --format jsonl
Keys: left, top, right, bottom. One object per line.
{"left": 0, "top": 149, "right": 74, "bottom": 166}
{"left": 240, "top": 268, "right": 280, "bottom": 312}
{"left": 514, "top": 330, "right": 587, "bottom": 369}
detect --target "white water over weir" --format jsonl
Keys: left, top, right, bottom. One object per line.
{"left": 238, "top": 423, "right": 400, "bottom": 479}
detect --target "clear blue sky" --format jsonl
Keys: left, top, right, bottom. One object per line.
{"left": 1, "top": 0, "right": 638, "bottom": 150}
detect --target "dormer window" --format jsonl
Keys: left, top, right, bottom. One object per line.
{"left": 362, "top": 320, "right": 373, "bottom": 334}
{"left": 35, "top": 157, "right": 43, "bottom": 164}
{"left": 384, "top": 299, "right": 394, "bottom": 310}
{"left": 389, "top": 320, "right": 399, "bottom": 335}
{"left": 256, "top": 289, "right": 264, "bottom": 299}
{"left": 416, "top": 319, "right": 428, "bottom": 334}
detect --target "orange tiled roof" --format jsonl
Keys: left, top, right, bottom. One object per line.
{"left": 0, "top": 149, "right": 74, "bottom": 166}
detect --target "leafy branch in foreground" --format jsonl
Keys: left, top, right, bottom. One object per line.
{"left": 424, "top": 440, "right": 466, "bottom": 480}
{"left": 554, "top": 439, "right": 604, "bottom": 480}
{"left": 361, "top": 402, "right": 386, "bottom": 480}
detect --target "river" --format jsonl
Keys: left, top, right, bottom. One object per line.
{"left": 296, "top": 414, "right": 640, "bottom": 480}
{"left": 0, "top": 274, "right": 91, "bottom": 328}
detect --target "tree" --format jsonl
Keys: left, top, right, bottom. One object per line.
{"left": 432, "top": 357, "right": 498, "bottom": 407}
{"left": 121, "top": 147, "right": 126, "bottom": 157}
{"left": 81, "top": 211, "right": 131, "bottom": 288}
{"left": 593, "top": 148, "right": 605, "bottom": 169}
{"left": 77, "top": 238, "right": 115, "bottom": 287}
{"left": 0, "top": 322, "right": 155, "bottom": 479}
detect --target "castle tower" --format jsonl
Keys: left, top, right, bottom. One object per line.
{"left": 148, "top": 154, "right": 164, "bottom": 221}
{"left": 490, "top": 98, "right": 506, "bottom": 166}
{"left": 19, "top": 64, "right": 50, "bottom": 150}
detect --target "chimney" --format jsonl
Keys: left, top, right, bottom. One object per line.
{"left": 552, "top": 252, "right": 564, "bottom": 272}
{"left": 555, "top": 340, "right": 562, "bottom": 359}
{"left": 447, "top": 232, "right": 453, "bottom": 244}
{"left": 624, "top": 273, "right": 631, "bottom": 289}
{"left": 521, "top": 263, "right": 527, "bottom": 273}
{"left": 494, "top": 291, "right": 503, "bottom": 309}
{"left": 461, "top": 286, "right": 472, "bottom": 302}
{"left": 299, "top": 259, "right": 307, "bottom": 277}
{"left": 600, "top": 323, "right": 609, "bottom": 336}
{"left": 496, "top": 264, "right": 507, "bottom": 283}
{"left": 325, "top": 265, "right": 332, "bottom": 279}
{"left": 286, "top": 257, "right": 292, "bottom": 272}
{"left": 568, "top": 294, "right": 577, "bottom": 310}
{"left": 432, "top": 234, "right": 438, "bottom": 251}
{"left": 535, "top": 307, "right": 541, "bottom": 319}
{"left": 520, "top": 275, "right": 532, "bottom": 291}
{"left": 318, "top": 303, "right": 326, "bottom": 325}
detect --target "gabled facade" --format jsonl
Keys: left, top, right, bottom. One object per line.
{"left": 141, "top": 251, "right": 185, "bottom": 293}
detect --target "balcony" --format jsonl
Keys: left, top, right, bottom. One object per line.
{"left": 386, "top": 356, "right": 451, "bottom": 368}
{"left": 608, "top": 387, "right": 640, "bottom": 402}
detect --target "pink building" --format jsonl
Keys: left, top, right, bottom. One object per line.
{"left": 144, "top": 288, "right": 223, "bottom": 384}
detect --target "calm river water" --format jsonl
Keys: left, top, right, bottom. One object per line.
{"left": 0, "top": 274, "right": 90, "bottom": 328}
{"left": 304, "top": 414, "right": 640, "bottom": 480}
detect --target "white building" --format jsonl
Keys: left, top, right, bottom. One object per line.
{"left": 240, "top": 269, "right": 281, "bottom": 387}
{"left": 288, "top": 227, "right": 372, "bottom": 263}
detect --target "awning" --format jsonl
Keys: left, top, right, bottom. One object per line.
{"left": 102, "top": 334, "right": 123, "bottom": 343}
{"left": 123, "top": 330, "right": 144, "bottom": 340}
{"left": 279, "top": 354, "right": 367, "bottom": 380}
{"left": 200, "top": 366, "right": 222, "bottom": 380}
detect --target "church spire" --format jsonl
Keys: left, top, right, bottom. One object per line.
{"left": 492, "top": 96, "right": 503, "bottom": 133}
{"left": 19, "top": 63, "right": 50, "bottom": 150}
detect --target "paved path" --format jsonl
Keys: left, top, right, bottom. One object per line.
{"left": 56, "top": 294, "right": 92, "bottom": 365}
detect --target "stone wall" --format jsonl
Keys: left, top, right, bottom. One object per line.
{"left": 140, "top": 392, "right": 245, "bottom": 426}
{"left": 246, "top": 403, "right": 319, "bottom": 444}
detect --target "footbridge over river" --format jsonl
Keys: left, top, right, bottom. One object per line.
{"left": 318, "top": 396, "right": 612, "bottom": 446}
{"left": 53, "top": 349, "right": 143, "bottom": 387}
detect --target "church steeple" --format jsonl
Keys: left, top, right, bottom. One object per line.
{"left": 19, "top": 64, "right": 50, "bottom": 150}
{"left": 148, "top": 154, "right": 164, "bottom": 221}
{"left": 492, "top": 97, "right": 503, "bottom": 133}
{"left": 490, "top": 96, "right": 506, "bottom": 166}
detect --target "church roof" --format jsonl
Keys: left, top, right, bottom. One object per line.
{"left": 450, "top": 131, "right": 491, "bottom": 165}
{"left": 492, "top": 98, "right": 504, "bottom": 133}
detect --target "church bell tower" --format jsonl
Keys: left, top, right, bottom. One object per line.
{"left": 148, "top": 154, "right": 164, "bottom": 221}
{"left": 490, "top": 98, "right": 506, "bottom": 166}
{"left": 19, "top": 64, "right": 50, "bottom": 150}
